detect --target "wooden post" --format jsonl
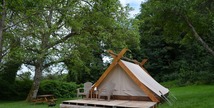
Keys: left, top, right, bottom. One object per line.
{"left": 108, "top": 50, "right": 142, "bottom": 64}
{"left": 92, "top": 48, "right": 128, "bottom": 90}
{"left": 141, "top": 59, "right": 148, "bottom": 66}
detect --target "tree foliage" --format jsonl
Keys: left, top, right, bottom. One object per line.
{"left": 0, "top": 0, "right": 27, "bottom": 94}
{"left": 136, "top": 0, "right": 214, "bottom": 84}
{"left": 63, "top": 0, "right": 140, "bottom": 84}
{"left": 0, "top": 0, "right": 140, "bottom": 101}
{"left": 39, "top": 80, "right": 78, "bottom": 98}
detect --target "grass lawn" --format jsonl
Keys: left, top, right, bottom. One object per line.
{"left": 0, "top": 85, "right": 214, "bottom": 108}
{"left": 0, "top": 98, "right": 71, "bottom": 108}
{"left": 159, "top": 85, "right": 214, "bottom": 108}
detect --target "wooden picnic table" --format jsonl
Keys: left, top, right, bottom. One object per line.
{"left": 32, "top": 94, "right": 57, "bottom": 104}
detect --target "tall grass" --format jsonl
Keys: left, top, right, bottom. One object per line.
{"left": 159, "top": 85, "right": 214, "bottom": 108}
{"left": 0, "top": 98, "right": 70, "bottom": 108}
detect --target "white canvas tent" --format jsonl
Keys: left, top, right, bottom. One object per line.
{"left": 92, "top": 48, "right": 169, "bottom": 102}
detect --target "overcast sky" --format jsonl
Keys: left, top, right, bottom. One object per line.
{"left": 119, "top": 0, "right": 147, "bottom": 17}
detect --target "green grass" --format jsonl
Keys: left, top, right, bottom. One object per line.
{"left": 159, "top": 85, "right": 214, "bottom": 108}
{"left": 0, "top": 98, "right": 71, "bottom": 108}
{"left": 1, "top": 85, "right": 214, "bottom": 108}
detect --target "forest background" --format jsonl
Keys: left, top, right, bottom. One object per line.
{"left": 0, "top": 0, "right": 214, "bottom": 101}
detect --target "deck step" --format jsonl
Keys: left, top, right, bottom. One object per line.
{"left": 60, "top": 104, "right": 104, "bottom": 108}
{"left": 60, "top": 99, "right": 157, "bottom": 108}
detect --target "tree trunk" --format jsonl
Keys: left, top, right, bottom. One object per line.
{"left": 0, "top": 0, "right": 6, "bottom": 62}
{"left": 26, "top": 61, "right": 43, "bottom": 102}
{"left": 184, "top": 15, "right": 214, "bottom": 57}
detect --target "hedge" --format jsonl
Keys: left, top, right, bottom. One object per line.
{"left": 39, "top": 80, "right": 79, "bottom": 98}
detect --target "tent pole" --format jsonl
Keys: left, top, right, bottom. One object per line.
{"left": 159, "top": 91, "right": 172, "bottom": 106}
{"left": 108, "top": 50, "right": 140, "bottom": 64}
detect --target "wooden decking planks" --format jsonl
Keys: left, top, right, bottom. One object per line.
{"left": 60, "top": 99, "right": 157, "bottom": 108}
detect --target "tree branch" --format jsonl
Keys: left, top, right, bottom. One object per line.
{"left": 25, "top": 47, "right": 41, "bottom": 54}
{"left": 3, "top": 12, "right": 39, "bottom": 31}
{"left": 81, "top": 0, "right": 93, "bottom": 8}
{"left": 0, "top": 0, "right": 6, "bottom": 62}
{"left": 43, "top": 59, "right": 64, "bottom": 68}
{"left": 47, "top": 31, "right": 79, "bottom": 49}
{"left": 183, "top": 15, "right": 214, "bottom": 57}
{"left": 24, "top": 57, "right": 37, "bottom": 66}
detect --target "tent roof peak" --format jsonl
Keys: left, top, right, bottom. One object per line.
{"left": 107, "top": 48, "right": 148, "bottom": 66}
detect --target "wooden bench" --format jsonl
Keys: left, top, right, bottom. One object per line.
{"left": 32, "top": 94, "right": 57, "bottom": 105}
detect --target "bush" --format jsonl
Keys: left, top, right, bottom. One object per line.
{"left": 14, "top": 80, "right": 33, "bottom": 100}
{"left": 39, "top": 80, "right": 79, "bottom": 98}
{"left": 178, "top": 69, "right": 214, "bottom": 86}
{"left": 161, "top": 80, "right": 179, "bottom": 88}
{"left": 0, "top": 80, "right": 32, "bottom": 100}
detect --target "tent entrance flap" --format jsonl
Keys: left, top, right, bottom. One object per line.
{"left": 98, "top": 64, "right": 147, "bottom": 96}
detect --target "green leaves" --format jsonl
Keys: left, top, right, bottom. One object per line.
{"left": 1, "top": 0, "right": 140, "bottom": 84}
{"left": 39, "top": 80, "right": 78, "bottom": 98}
{"left": 136, "top": 0, "right": 214, "bottom": 84}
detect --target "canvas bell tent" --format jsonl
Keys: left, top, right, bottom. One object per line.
{"left": 92, "top": 48, "right": 169, "bottom": 102}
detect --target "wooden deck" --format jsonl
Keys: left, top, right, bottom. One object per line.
{"left": 60, "top": 99, "right": 157, "bottom": 108}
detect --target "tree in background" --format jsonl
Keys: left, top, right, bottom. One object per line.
{"left": 136, "top": 0, "right": 214, "bottom": 84}
{"left": 64, "top": 0, "right": 140, "bottom": 84}
{"left": 0, "top": 0, "right": 29, "bottom": 100}
{"left": 0, "top": 0, "right": 140, "bottom": 101}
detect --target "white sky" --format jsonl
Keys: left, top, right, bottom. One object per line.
{"left": 119, "top": 0, "right": 147, "bottom": 17}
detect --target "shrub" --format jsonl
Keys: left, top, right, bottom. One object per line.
{"left": 14, "top": 80, "right": 33, "bottom": 100}
{"left": 0, "top": 80, "right": 32, "bottom": 100}
{"left": 39, "top": 80, "right": 78, "bottom": 98}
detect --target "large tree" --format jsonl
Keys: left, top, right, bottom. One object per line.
{"left": 0, "top": 0, "right": 26, "bottom": 83}
{"left": 136, "top": 0, "right": 214, "bottom": 83}
{"left": 0, "top": 0, "right": 29, "bottom": 99}
{"left": 20, "top": 0, "right": 83, "bottom": 101}
{"left": 1, "top": 0, "right": 139, "bottom": 101}
{"left": 0, "top": 0, "right": 5, "bottom": 61}
{"left": 12, "top": 0, "right": 140, "bottom": 101}
{"left": 138, "top": 0, "right": 214, "bottom": 57}
{"left": 64, "top": 0, "right": 140, "bottom": 84}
